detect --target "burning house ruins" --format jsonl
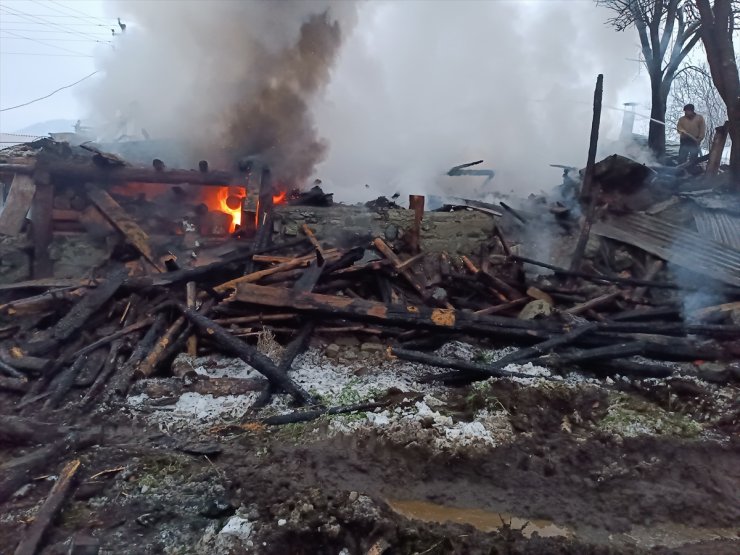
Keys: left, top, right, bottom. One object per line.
{"left": 1, "top": 2, "right": 739, "bottom": 553}
{"left": 1, "top": 104, "right": 739, "bottom": 551}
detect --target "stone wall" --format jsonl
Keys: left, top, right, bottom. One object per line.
{"left": 0, "top": 206, "right": 495, "bottom": 284}
{"left": 273, "top": 206, "right": 494, "bottom": 254}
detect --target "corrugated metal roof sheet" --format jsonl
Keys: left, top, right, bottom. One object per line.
{"left": 592, "top": 213, "right": 740, "bottom": 287}
{"left": 694, "top": 211, "right": 740, "bottom": 251}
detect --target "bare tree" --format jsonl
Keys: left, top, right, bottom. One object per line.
{"left": 598, "top": 0, "right": 701, "bottom": 158}
{"left": 668, "top": 59, "right": 728, "bottom": 150}
{"left": 691, "top": 0, "right": 740, "bottom": 181}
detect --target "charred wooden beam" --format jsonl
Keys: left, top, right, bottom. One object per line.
{"left": 14, "top": 459, "right": 81, "bottom": 555}
{"left": 512, "top": 256, "right": 680, "bottom": 289}
{"left": 373, "top": 238, "right": 426, "bottom": 296}
{"left": 0, "top": 415, "right": 67, "bottom": 445}
{"left": 134, "top": 316, "right": 186, "bottom": 379}
{"left": 0, "top": 376, "right": 30, "bottom": 393}
{"left": 86, "top": 184, "right": 164, "bottom": 272}
{"left": 579, "top": 74, "right": 603, "bottom": 203}
{"left": 408, "top": 195, "right": 425, "bottom": 254}
{"left": 24, "top": 266, "right": 128, "bottom": 357}
{"left": 180, "top": 307, "right": 315, "bottom": 405}
{"left": 231, "top": 283, "right": 560, "bottom": 340}
{"left": 0, "top": 431, "right": 97, "bottom": 504}
{"left": 108, "top": 314, "right": 167, "bottom": 397}
{"left": 391, "top": 348, "right": 545, "bottom": 380}
{"left": 30, "top": 179, "right": 54, "bottom": 278}
{"left": 1, "top": 159, "right": 237, "bottom": 186}
{"left": 0, "top": 174, "right": 36, "bottom": 235}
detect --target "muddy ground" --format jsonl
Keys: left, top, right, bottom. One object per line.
{"left": 1, "top": 340, "right": 739, "bottom": 554}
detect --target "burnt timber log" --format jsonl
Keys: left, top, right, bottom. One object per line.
{"left": 230, "top": 283, "right": 561, "bottom": 340}
{"left": 86, "top": 184, "right": 164, "bottom": 272}
{"left": 180, "top": 307, "right": 315, "bottom": 405}
{"left": 24, "top": 266, "right": 128, "bottom": 357}
{"left": 14, "top": 459, "right": 81, "bottom": 555}
{"left": 0, "top": 415, "right": 67, "bottom": 445}
{"left": 3, "top": 160, "right": 236, "bottom": 186}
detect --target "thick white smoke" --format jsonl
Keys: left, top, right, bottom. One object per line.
{"left": 87, "top": 1, "right": 638, "bottom": 199}
{"left": 314, "top": 1, "right": 639, "bottom": 201}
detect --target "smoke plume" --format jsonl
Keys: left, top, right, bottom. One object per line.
{"left": 87, "top": 1, "right": 357, "bottom": 182}
{"left": 87, "top": 1, "right": 640, "bottom": 198}
{"left": 312, "top": 1, "right": 640, "bottom": 202}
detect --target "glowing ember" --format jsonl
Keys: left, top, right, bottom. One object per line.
{"left": 273, "top": 191, "right": 287, "bottom": 204}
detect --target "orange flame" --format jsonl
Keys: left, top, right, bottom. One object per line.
{"left": 216, "top": 187, "right": 245, "bottom": 233}
{"left": 273, "top": 191, "right": 287, "bottom": 204}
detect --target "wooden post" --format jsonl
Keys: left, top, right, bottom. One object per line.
{"left": 186, "top": 282, "right": 197, "bottom": 356}
{"left": 571, "top": 74, "right": 603, "bottom": 272}
{"left": 706, "top": 121, "right": 729, "bottom": 177}
{"left": 408, "top": 195, "right": 425, "bottom": 253}
{"left": 258, "top": 166, "right": 273, "bottom": 229}
{"left": 30, "top": 176, "right": 54, "bottom": 278}
{"left": 0, "top": 174, "right": 36, "bottom": 235}
{"left": 579, "top": 74, "right": 603, "bottom": 204}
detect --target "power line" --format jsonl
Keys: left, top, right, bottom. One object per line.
{"left": 32, "top": 0, "right": 112, "bottom": 27}
{"left": 0, "top": 71, "right": 99, "bottom": 112}
{"left": 0, "top": 6, "right": 110, "bottom": 40}
{"left": 45, "top": 0, "right": 118, "bottom": 27}
{"left": 1, "top": 29, "right": 90, "bottom": 55}
{"left": 0, "top": 51, "right": 94, "bottom": 57}
{"left": 1, "top": 33, "right": 111, "bottom": 43}
{"left": 0, "top": 16, "right": 114, "bottom": 25}
{"left": 0, "top": 14, "right": 117, "bottom": 20}
{"left": 0, "top": 28, "right": 113, "bottom": 35}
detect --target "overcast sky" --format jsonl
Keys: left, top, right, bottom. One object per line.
{"left": 0, "top": 0, "right": 114, "bottom": 134}
{"left": 0, "top": 0, "right": 654, "bottom": 137}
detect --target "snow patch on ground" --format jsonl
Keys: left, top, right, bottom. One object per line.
{"left": 326, "top": 396, "right": 511, "bottom": 453}
{"left": 128, "top": 392, "right": 256, "bottom": 432}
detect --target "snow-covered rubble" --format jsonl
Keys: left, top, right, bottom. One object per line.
{"left": 124, "top": 338, "right": 715, "bottom": 447}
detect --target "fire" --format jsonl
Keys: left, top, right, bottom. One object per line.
{"left": 273, "top": 190, "right": 287, "bottom": 204}
{"left": 216, "top": 186, "right": 246, "bottom": 233}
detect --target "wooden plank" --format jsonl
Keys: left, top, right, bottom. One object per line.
{"left": 302, "top": 224, "right": 326, "bottom": 261}
{"left": 565, "top": 292, "right": 620, "bottom": 315}
{"left": 213, "top": 250, "right": 340, "bottom": 294}
{"left": 408, "top": 195, "right": 425, "bottom": 253}
{"left": 0, "top": 174, "right": 36, "bottom": 235}
{"left": 85, "top": 184, "right": 164, "bottom": 272}
{"left": 14, "top": 459, "right": 81, "bottom": 555}
{"left": 30, "top": 180, "right": 54, "bottom": 278}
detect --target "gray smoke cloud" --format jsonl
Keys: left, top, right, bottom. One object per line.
{"left": 313, "top": 1, "right": 639, "bottom": 202}
{"left": 86, "top": 0, "right": 357, "bottom": 182}
{"left": 87, "top": 1, "right": 638, "bottom": 197}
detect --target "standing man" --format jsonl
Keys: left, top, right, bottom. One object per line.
{"left": 676, "top": 104, "right": 706, "bottom": 164}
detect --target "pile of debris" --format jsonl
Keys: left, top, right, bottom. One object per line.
{"left": 1, "top": 143, "right": 739, "bottom": 420}
{"left": 2, "top": 134, "right": 740, "bottom": 553}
